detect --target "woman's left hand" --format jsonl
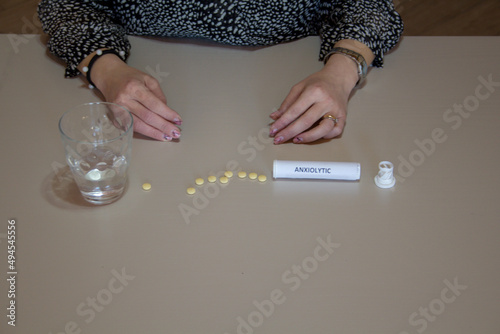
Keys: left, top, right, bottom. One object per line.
{"left": 269, "top": 53, "right": 360, "bottom": 144}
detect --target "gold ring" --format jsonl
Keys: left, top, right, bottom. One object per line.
{"left": 322, "top": 114, "right": 338, "bottom": 124}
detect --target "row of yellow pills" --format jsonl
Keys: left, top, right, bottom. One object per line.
{"left": 186, "top": 171, "right": 267, "bottom": 195}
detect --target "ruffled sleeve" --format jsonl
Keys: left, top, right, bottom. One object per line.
{"left": 319, "top": 0, "right": 404, "bottom": 67}
{"left": 38, "top": 0, "right": 131, "bottom": 77}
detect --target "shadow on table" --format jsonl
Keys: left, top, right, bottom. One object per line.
{"left": 41, "top": 165, "right": 96, "bottom": 209}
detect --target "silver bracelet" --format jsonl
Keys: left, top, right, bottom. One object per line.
{"left": 324, "top": 47, "right": 368, "bottom": 86}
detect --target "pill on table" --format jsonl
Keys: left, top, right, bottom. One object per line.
{"left": 238, "top": 171, "right": 247, "bottom": 179}
{"left": 142, "top": 183, "right": 152, "bottom": 191}
{"left": 186, "top": 187, "right": 196, "bottom": 195}
{"left": 207, "top": 175, "right": 217, "bottom": 183}
{"left": 248, "top": 172, "right": 258, "bottom": 180}
{"left": 258, "top": 175, "right": 267, "bottom": 182}
{"left": 195, "top": 178, "right": 205, "bottom": 185}
{"left": 224, "top": 171, "right": 234, "bottom": 178}
{"left": 219, "top": 176, "right": 229, "bottom": 184}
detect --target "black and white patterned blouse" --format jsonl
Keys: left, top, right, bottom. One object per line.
{"left": 38, "top": 0, "right": 403, "bottom": 78}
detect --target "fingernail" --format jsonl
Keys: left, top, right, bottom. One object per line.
{"left": 269, "top": 128, "right": 277, "bottom": 136}
{"left": 293, "top": 137, "right": 303, "bottom": 144}
{"left": 274, "top": 136, "right": 284, "bottom": 144}
{"left": 174, "top": 118, "right": 182, "bottom": 125}
{"left": 164, "top": 135, "right": 172, "bottom": 141}
{"left": 172, "top": 130, "right": 181, "bottom": 138}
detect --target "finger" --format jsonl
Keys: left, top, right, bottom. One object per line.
{"left": 270, "top": 89, "right": 316, "bottom": 137}
{"left": 127, "top": 100, "right": 181, "bottom": 141}
{"left": 293, "top": 117, "right": 345, "bottom": 144}
{"left": 322, "top": 117, "right": 345, "bottom": 139}
{"left": 270, "top": 83, "right": 303, "bottom": 121}
{"left": 134, "top": 81, "right": 182, "bottom": 125}
{"left": 269, "top": 107, "right": 284, "bottom": 121}
{"left": 132, "top": 115, "right": 173, "bottom": 141}
{"left": 143, "top": 75, "right": 168, "bottom": 104}
{"left": 272, "top": 103, "right": 326, "bottom": 144}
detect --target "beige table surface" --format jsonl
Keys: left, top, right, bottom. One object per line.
{"left": 1, "top": 34, "right": 499, "bottom": 334}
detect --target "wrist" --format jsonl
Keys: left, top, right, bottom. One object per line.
{"left": 324, "top": 39, "right": 375, "bottom": 88}
{"left": 90, "top": 54, "right": 127, "bottom": 90}
{"left": 322, "top": 54, "right": 359, "bottom": 92}
{"left": 324, "top": 48, "right": 367, "bottom": 87}
{"left": 332, "top": 39, "right": 375, "bottom": 66}
{"left": 78, "top": 49, "right": 126, "bottom": 89}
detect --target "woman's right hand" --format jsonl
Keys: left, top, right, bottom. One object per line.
{"left": 81, "top": 53, "right": 182, "bottom": 141}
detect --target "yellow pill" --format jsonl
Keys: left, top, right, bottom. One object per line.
{"left": 186, "top": 187, "right": 196, "bottom": 195}
{"left": 207, "top": 175, "right": 217, "bottom": 183}
{"left": 195, "top": 178, "right": 205, "bottom": 185}
{"left": 258, "top": 175, "right": 267, "bottom": 182}
{"left": 142, "top": 183, "right": 152, "bottom": 191}
{"left": 219, "top": 176, "right": 229, "bottom": 184}
{"left": 224, "top": 171, "right": 234, "bottom": 178}
{"left": 238, "top": 171, "right": 247, "bottom": 179}
{"left": 248, "top": 172, "right": 258, "bottom": 180}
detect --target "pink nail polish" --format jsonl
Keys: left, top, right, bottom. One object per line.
{"left": 174, "top": 118, "right": 182, "bottom": 125}
{"left": 269, "top": 128, "right": 277, "bottom": 136}
{"left": 164, "top": 135, "right": 172, "bottom": 141}
{"left": 294, "top": 137, "right": 303, "bottom": 143}
{"left": 274, "top": 136, "right": 284, "bottom": 144}
{"left": 172, "top": 130, "right": 181, "bottom": 138}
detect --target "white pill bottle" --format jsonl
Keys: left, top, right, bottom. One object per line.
{"left": 273, "top": 160, "right": 360, "bottom": 181}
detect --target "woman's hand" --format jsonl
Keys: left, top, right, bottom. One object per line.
{"left": 269, "top": 54, "right": 358, "bottom": 144}
{"left": 81, "top": 53, "right": 182, "bottom": 141}
{"left": 269, "top": 40, "right": 374, "bottom": 144}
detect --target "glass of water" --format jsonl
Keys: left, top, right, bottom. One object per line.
{"left": 59, "top": 102, "right": 134, "bottom": 205}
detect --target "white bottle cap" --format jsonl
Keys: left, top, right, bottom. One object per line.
{"left": 374, "top": 161, "right": 396, "bottom": 188}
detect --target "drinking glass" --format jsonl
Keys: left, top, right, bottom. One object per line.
{"left": 59, "top": 102, "right": 133, "bottom": 205}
